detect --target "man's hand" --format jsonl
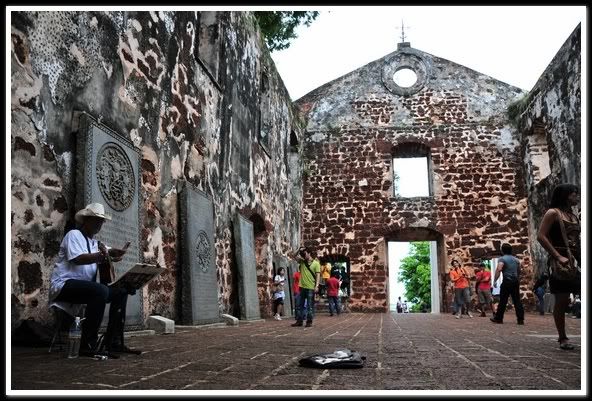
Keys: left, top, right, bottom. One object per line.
{"left": 109, "top": 246, "right": 129, "bottom": 259}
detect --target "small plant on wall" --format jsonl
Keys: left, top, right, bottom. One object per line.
{"left": 507, "top": 93, "right": 530, "bottom": 127}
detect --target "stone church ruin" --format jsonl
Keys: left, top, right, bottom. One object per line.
{"left": 10, "top": 10, "right": 581, "bottom": 336}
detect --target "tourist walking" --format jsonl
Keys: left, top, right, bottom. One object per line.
{"left": 536, "top": 183, "right": 580, "bottom": 350}
{"left": 490, "top": 243, "right": 525, "bottom": 325}
{"left": 396, "top": 296, "right": 403, "bottom": 313}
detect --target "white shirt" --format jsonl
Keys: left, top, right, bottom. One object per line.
{"left": 273, "top": 274, "right": 286, "bottom": 299}
{"left": 48, "top": 229, "right": 99, "bottom": 304}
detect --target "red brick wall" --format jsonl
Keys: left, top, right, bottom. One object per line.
{"left": 301, "top": 91, "right": 532, "bottom": 312}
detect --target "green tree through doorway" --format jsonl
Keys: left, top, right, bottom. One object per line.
{"left": 398, "top": 241, "right": 431, "bottom": 312}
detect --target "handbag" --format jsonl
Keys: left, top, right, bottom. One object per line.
{"left": 548, "top": 210, "right": 580, "bottom": 281}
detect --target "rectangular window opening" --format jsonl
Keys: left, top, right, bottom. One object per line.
{"left": 393, "top": 156, "right": 430, "bottom": 197}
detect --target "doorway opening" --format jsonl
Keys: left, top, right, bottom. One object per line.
{"left": 388, "top": 241, "right": 437, "bottom": 313}
{"left": 385, "top": 227, "right": 445, "bottom": 313}
{"left": 319, "top": 254, "right": 351, "bottom": 312}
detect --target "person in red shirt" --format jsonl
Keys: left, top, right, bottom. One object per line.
{"left": 292, "top": 271, "right": 307, "bottom": 321}
{"left": 474, "top": 261, "right": 493, "bottom": 317}
{"left": 326, "top": 272, "right": 341, "bottom": 316}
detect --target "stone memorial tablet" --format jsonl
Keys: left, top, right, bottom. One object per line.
{"left": 180, "top": 184, "right": 220, "bottom": 325}
{"left": 75, "top": 112, "right": 143, "bottom": 328}
{"left": 232, "top": 214, "right": 261, "bottom": 320}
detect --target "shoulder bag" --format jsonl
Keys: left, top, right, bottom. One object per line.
{"left": 548, "top": 209, "right": 580, "bottom": 281}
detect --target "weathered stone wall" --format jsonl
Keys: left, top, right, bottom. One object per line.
{"left": 518, "top": 24, "right": 581, "bottom": 278}
{"left": 296, "top": 46, "right": 534, "bottom": 312}
{"left": 11, "top": 11, "right": 302, "bottom": 331}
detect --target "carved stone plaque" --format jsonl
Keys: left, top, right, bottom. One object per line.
{"left": 180, "top": 184, "right": 219, "bottom": 325}
{"left": 75, "top": 112, "right": 143, "bottom": 328}
{"left": 232, "top": 213, "right": 261, "bottom": 320}
{"left": 96, "top": 143, "right": 135, "bottom": 211}
{"left": 195, "top": 230, "right": 211, "bottom": 273}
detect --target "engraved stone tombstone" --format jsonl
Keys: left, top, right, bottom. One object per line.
{"left": 179, "top": 184, "right": 220, "bottom": 325}
{"left": 75, "top": 113, "right": 143, "bottom": 328}
{"left": 273, "top": 255, "right": 292, "bottom": 318}
{"left": 232, "top": 214, "right": 261, "bottom": 320}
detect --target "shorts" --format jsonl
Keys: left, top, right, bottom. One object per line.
{"left": 273, "top": 297, "right": 284, "bottom": 306}
{"left": 477, "top": 289, "right": 492, "bottom": 304}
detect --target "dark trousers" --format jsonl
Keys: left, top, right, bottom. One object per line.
{"left": 54, "top": 279, "right": 128, "bottom": 350}
{"left": 328, "top": 296, "right": 341, "bottom": 315}
{"left": 296, "top": 288, "right": 315, "bottom": 323}
{"left": 294, "top": 293, "right": 308, "bottom": 321}
{"left": 494, "top": 280, "right": 524, "bottom": 322}
{"left": 534, "top": 287, "right": 545, "bottom": 314}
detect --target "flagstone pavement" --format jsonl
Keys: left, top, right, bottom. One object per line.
{"left": 9, "top": 311, "right": 583, "bottom": 393}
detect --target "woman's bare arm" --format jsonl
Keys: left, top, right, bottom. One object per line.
{"left": 537, "top": 209, "right": 569, "bottom": 265}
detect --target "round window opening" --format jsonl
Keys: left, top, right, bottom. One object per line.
{"left": 393, "top": 68, "right": 418, "bottom": 88}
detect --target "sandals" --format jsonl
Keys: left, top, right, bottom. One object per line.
{"left": 558, "top": 337, "right": 575, "bottom": 350}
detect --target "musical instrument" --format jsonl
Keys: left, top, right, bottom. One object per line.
{"left": 98, "top": 241, "right": 116, "bottom": 285}
{"left": 98, "top": 241, "right": 130, "bottom": 285}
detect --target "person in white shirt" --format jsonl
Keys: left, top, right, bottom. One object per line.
{"left": 396, "top": 297, "right": 403, "bottom": 313}
{"left": 403, "top": 301, "right": 409, "bottom": 313}
{"left": 48, "top": 203, "right": 133, "bottom": 357}
{"left": 272, "top": 267, "right": 286, "bottom": 320}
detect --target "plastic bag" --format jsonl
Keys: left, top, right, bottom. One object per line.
{"left": 299, "top": 349, "right": 366, "bottom": 369}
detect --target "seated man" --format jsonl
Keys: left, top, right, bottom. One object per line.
{"left": 48, "top": 203, "right": 140, "bottom": 357}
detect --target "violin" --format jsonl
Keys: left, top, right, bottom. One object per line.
{"left": 98, "top": 241, "right": 116, "bottom": 285}
{"left": 98, "top": 241, "right": 130, "bottom": 285}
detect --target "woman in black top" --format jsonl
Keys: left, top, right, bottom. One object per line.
{"left": 537, "top": 183, "right": 580, "bottom": 350}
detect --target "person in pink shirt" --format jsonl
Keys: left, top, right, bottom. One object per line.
{"left": 326, "top": 272, "right": 341, "bottom": 316}
{"left": 475, "top": 261, "right": 494, "bottom": 317}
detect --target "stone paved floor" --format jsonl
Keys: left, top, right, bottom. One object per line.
{"left": 9, "top": 311, "right": 583, "bottom": 393}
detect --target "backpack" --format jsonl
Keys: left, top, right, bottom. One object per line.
{"left": 298, "top": 349, "right": 366, "bottom": 369}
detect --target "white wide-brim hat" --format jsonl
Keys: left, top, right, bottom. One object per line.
{"left": 74, "top": 202, "right": 112, "bottom": 224}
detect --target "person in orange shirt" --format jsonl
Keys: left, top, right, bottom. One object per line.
{"left": 449, "top": 258, "right": 473, "bottom": 318}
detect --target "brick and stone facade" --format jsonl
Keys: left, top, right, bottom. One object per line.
{"left": 10, "top": 10, "right": 580, "bottom": 333}
{"left": 10, "top": 11, "right": 303, "bottom": 331}
{"left": 516, "top": 24, "right": 581, "bottom": 280}
{"left": 295, "top": 44, "right": 534, "bottom": 312}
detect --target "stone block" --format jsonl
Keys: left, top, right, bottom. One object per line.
{"left": 221, "top": 313, "right": 239, "bottom": 326}
{"left": 147, "top": 315, "right": 175, "bottom": 334}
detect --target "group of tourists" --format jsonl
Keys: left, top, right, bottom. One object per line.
{"left": 270, "top": 249, "right": 352, "bottom": 327}
{"left": 48, "top": 183, "right": 579, "bottom": 358}
{"left": 449, "top": 184, "right": 580, "bottom": 350}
